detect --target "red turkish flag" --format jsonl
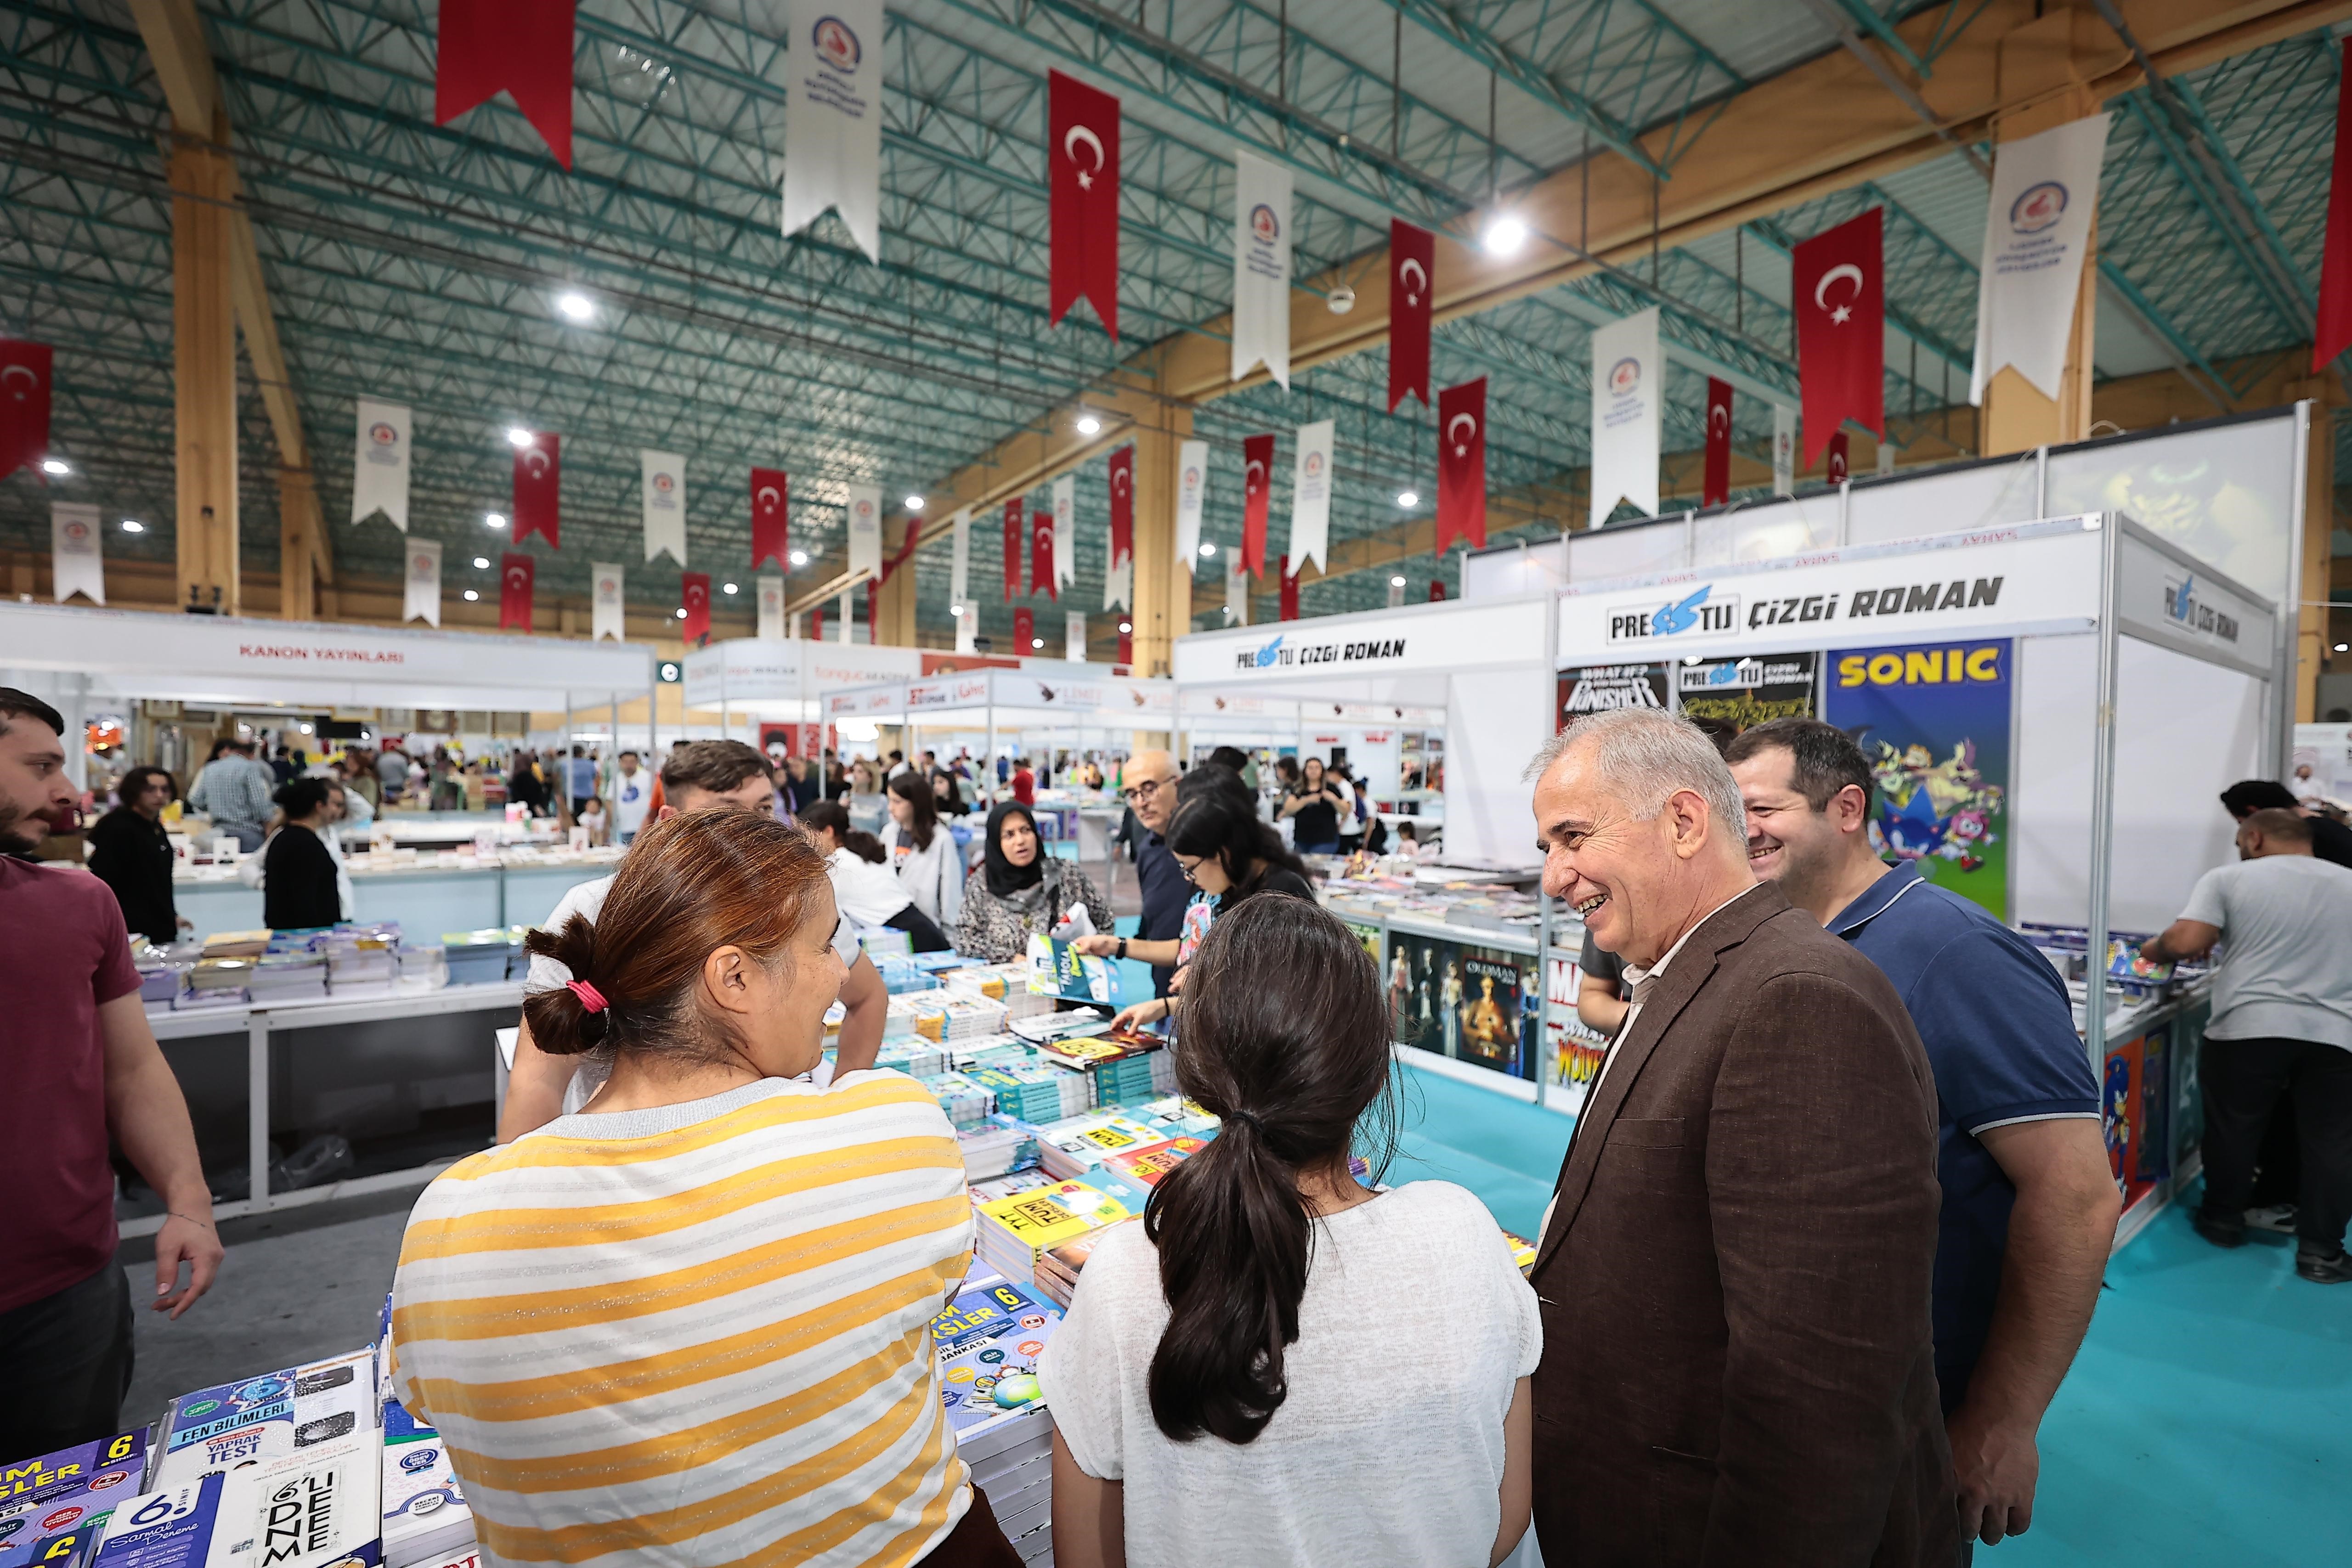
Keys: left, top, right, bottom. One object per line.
{"left": 751, "top": 468, "right": 789, "bottom": 571}
{"left": 1792, "top": 208, "right": 1883, "bottom": 466}
{"left": 1429, "top": 580, "right": 1446, "bottom": 603}
{"left": 1108, "top": 445, "right": 1135, "bottom": 566}
{"left": 1436, "top": 378, "right": 1488, "bottom": 553}
{"left": 512, "top": 430, "right": 560, "bottom": 548}
{"left": 0, "top": 340, "right": 52, "bottom": 481}
{"left": 1002, "top": 498, "right": 1023, "bottom": 601}
{"left": 2318, "top": 50, "right": 2352, "bottom": 370}
{"left": 1389, "top": 220, "right": 1435, "bottom": 411}
{"left": 1703, "top": 378, "right": 1733, "bottom": 508}
{"left": 498, "top": 552, "right": 535, "bottom": 631}
{"left": 435, "top": 0, "right": 577, "bottom": 169}
{"left": 884, "top": 514, "right": 920, "bottom": 582}
{"left": 1826, "top": 431, "right": 1850, "bottom": 485}
{"left": 1241, "top": 434, "right": 1274, "bottom": 578}
{"left": 1031, "top": 509, "right": 1057, "bottom": 600}
{"left": 810, "top": 604, "right": 824, "bottom": 643}
{"left": 1278, "top": 556, "right": 1300, "bottom": 621}
{"left": 1049, "top": 70, "right": 1120, "bottom": 341}
{"left": 1014, "top": 607, "right": 1035, "bottom": 651}
{"left": 681, "top": 571, "right": 711, "bottom": 645}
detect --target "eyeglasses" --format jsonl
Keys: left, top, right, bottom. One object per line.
{"left": 1119, "top": 777, "right": 1169, "bottom": 803}
{"left": 1175, "top": 855, "right": 1203, "bottom": 884}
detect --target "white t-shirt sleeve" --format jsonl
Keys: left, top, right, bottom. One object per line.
{"left": 1035, "top": 1224, "right": 1145, "bottom": 1482}
{"left": 833, "top": 918, "right": 861, "bottom": 968}
{"left": 2179, "top": 864, "right": 2232, "bottom": 930}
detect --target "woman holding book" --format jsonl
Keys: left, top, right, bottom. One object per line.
{"left": 390, "top": 810, "right": 1023, "bottom": 1567}
{"left": 1040, "top": 896, "right": 1538, "bottom": 1568}
{"left": 955, "top": 801, "right": 1110, "bottom": 962}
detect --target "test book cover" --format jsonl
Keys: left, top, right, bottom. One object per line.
{"left": 155, "top": 1350, "right": 376, "bottom": 1488}
{"left": 1102, "top": 1135, "right": 1206, "bottom": 1188}
{"left": 931, "top": 1280, "right": 1056, "bottom": 1354}
{"left": 0, "top": 1430, "right": 147, "bottom": 1516}
{"left": 936, "top": 1312, "right": 1063, "bottom": 1433}
{"left": 977, "top": 1181, "right": 1135, "bottom": 1257}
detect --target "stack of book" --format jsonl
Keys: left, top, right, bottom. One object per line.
{"left": 1088, "top": 1050, "right": 1174, "bottom": 1107}
{"left": 920, "top": 1070, "right": 994, "bottom": 1127}
{"left": 438, "top": 930, "right": 513, "bottom": 987}
{"left": 177, "top": 958, "right": 253, "bottom": 1009}
{"left": 0, "top": 1427, "right": 149, "bottom": 1568}
{"left": 972, "top": 1172, "right": 1145, "bottom": 1286}
{"left": 1101, "top": 1134, "right": 1208, "bottom": 1189}
{"left": 956, "top": 1115, "right": 1040, "bottom": 1181}
{"left": 325, "top": 926, "right": 401, "bottom": 996}
{"left": 246, "top": 952, "right": 328, "bottom": 1004}
{"left": 1131, "top": 1094, "right": 1223, "bottom": 1138}
{"left": 200, "top": 930, "right": 271, "bottom": 959}
{"left": 871, "top": 1041, "right": 950, "bottom": 1080}
{"left": 376, "top": 1299, "right": 476, "bottom": 1568}
{"left": 930, "top": 1278, "right": 1060, "bottom": 1566}
{"left": 1030, "top": 1221, "right": 1129, "bottom": 1309}
{"left": 971, "top": 1062, "right": 1094, "bottom": 1126}
{"left": 910, "top": 994, "right": 1008, "bottom": 1043}
{"left": 1035, "top": 1112, "right": 1165, "bottom": 1179}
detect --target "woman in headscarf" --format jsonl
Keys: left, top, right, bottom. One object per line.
{"left": 953, "top": 801, "right": 1110, "bottom": 962}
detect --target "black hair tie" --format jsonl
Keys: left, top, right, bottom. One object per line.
{"left": 1223, "top": 1108, "right": 1264, "bottom": 1134}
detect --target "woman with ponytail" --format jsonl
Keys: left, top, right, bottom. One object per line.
{"left": 391, "top": 810, "right": 1022, "bottom": 1567}
{"left": 1039, "top": 895, "right": 1538, "bottom": 1568}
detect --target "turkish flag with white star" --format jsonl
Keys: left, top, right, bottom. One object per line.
{"left": 1436, "top": 377, "right": 1487, "bottom": 553}
{"left": 1241, "top": 434, "right": 1274, "bottom": 579}
{"left": 1108, "top": 444, "right": 1134, "bottom": 567}
{"left": 1388, "top": 220, "right": 1434, "bottom": 411}
{"left": 1278, "top": 556, "right": 1300, "bottom": 621}
{"left": 1792, "top": 208, "right": 1882, "bottom": 467}
{"left": 682, "top": 570, "right": 711, "bottom": 645}
{"left": 1049, "top": 70, "right": 1120, "bottom": 340}
{"left": 512, "top": 430, "right": 560, "bottom": 548}
{"left": 498, "top": 551, "right": 535, "bottom": 631}
{"left": 751, "top": 467, "right": 788, "bottom": 571}
{"left": 0, "top": 339, "right": 52, "bottom": 481}
{"left": 435, "top": 0, "right": 577, "bottom": 169}
{"left": 1826, "top": 430, "right": 1850, "bottom": 485}
{"left": 1002, "top": 498, "right": 1022, "bottom": 601}
{"left": 1032, "top": 508, "right": 1056, "bottom": 600}
{"left": 1703, "top": 378, "right": 1733, "bottom": 507}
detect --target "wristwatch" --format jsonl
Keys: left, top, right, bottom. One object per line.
{"left": 1117, "top": 937, "right": 1129, "bottom": 959}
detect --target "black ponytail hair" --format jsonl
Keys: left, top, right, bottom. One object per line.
{"left": 1143, "top": 893, "right": 1396, "bottom": 1444}
{"left": 796, "top": 798, "right": 887, "bottom": 863}
{"left": 272, "top": 775, "right": 331, "bottom": 820}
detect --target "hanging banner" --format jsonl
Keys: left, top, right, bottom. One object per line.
{"left": 843, "top": 484, "right": 882, "bottom": 579}
{"left": 1223, "top": 558, "right": 1250, "bottom": 626}
{"left": 1429, "top": 579, "right": 1446, "bottom": 603}
{"left": 1031, "top": 508, "right": 1056, "bottom": 600}
{"left": 757, "top": 574, "right": 786, "bottom": 640}
{"left": 1588, "top": 309, "right": 1660, "bottom": 527}
{"left": 1558, "top": 663, "right": 1670, "bottom": 726}
{"left": 642, "top": 449, "right": 687, "bottom": 565}
{"left": 809, "top": 604, "right": 824, "bottom": 643}
{"left": 402, "top": 538, "right": 442, "bottom": 626}
{"left": 1793, "top": 207, "right": 1884, "bottom": 465}
{"left": 1827, "top": 431, "right": 1850, "bottom": 485}
{"left": 50, "top": 502, "right": 102, "bottom": 605}
{"left": 1436, "top": 377, "right": 1488, "bottom": 553}
{"left": 781, "top": 0, "right": 883, "bottom": 262}
{"left": 0, "top": 339, "right": 52, "bottom": 481}
{"left": 2319, "top": 50, "right": 2352, "bottom": 371}
{"left": 1676, "top": 652, "right": 1818, "bottom": 736}
{"left": 351, "top": 397, "right": 411, "bottom": 530}
{"left": 751, "top": 466, "right": 789, "bottom": 570}
{"left": 865, "top": 577, "right": 879, "bottom": 642}
{"left": 1102, "top": 552, "right": 1131, "bottom": 613}
{"left": 955, "top": 598, "right": 978, "bottom": 654}
{"left": 1877, "top": 441, "right": 1897, "bottom": 477}
{"left": 1822, "top": 639, "right": 2013, "bottom": 919}
{"left": 1002, "top": 497, "right": 1023, "bottom": 600}
{"left": 1389, "top": 219, "right": 1434, "bottom": 411}
{"left": 946, "top": 505, "right": 971, "bottom": 609}
{"left": 1107, "top": 444, "right": 1134, "bottom": 570}
{"left": 1970, "top": 113, "right": 2111, "bottom": 404}
{"left": 1241, "top": 433, "right": 1274, "bottom": 577}
{"left": 1066, "top": 610, "right": 1088, "bottom": 662}
{"left": 1288, "top": 418, "right": 1334, "bottom": 573}
{"left": 1772, "top": 404, "right": 1797, "bottom": 495}
{"left": 1703, "top": 378, "right": 1733, "bottom": 508}
{"left": 512, "top": 430, "right": 560, "bottom": 547}
{"left": 498, "top": 551, "right": 535, "bottom": 632}
{"left": 681, "top": 571, "right": 712, "bottom": 645}
{"left": 1278, "top": 556, "right": 1300, "bottom": 621}
{"left": 837, "top": 587, "right": 853, "bottom": 643}
{"left": 1015, "top": 606, "right": 1035, "bottom": 651}
{"left": 1052, "top": 474, "right": 1075, "bottom": 593}
{"left": 434, "top": 0, "right": 577, "bottom": 169}
{"left": 1117, "top": 623, "right": 1132, "bottom": 666}
{"left": 1176, "top": 439, "right": 1208, "bottom": 574}
{"left": 1232, "top": 150, "right": 1292, "bottom": 388}
{"left": 591, "top": 561, "right": 626, "bottom": 642}
{"left": 1048, "top": 69, "right": 1121, "bottom": 339}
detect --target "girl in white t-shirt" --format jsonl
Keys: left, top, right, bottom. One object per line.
{"left": 1038, "top": 896, "right": 1538, "bottom": 1568}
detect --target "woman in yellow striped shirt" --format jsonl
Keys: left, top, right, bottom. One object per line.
{"left": 390, "top": 810, "right": 1020, "bottom": 1568}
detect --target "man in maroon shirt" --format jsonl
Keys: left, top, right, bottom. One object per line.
{"left": 0, "top": 688, "right": 221, "bottom": 1462}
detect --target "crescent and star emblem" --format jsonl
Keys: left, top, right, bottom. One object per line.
{"left": 1245, "top": 460, "right": 1266, "bottom": 489}
{"left": 1709, "top": 406, "right": 1729, "bottom": 436}
{"left": 1813, "top": 263, "right": 1866, "bottom": 325}
{"left": 1064, "top": 125, "right": 1105, "bottom": 190}
{"left": 756, "top": 485, "right": 782, "bottom": 508}
{"left": 0, "top": 363, "right": 39, "bottom": 398}
{"left": 1112, "top": 469, "right": 1131, "bottom": 495}
{"left": 1397, "top": 258, "right": 1427, "bottom": 306}
{"left": 505, "top": 567, "right": 529, "bottom": 588}
{"left": 1447, "top": 413, "right": 1477, "bottom": 456}
{"left": 522, "top": 449, "right": 551, "bottom": 476}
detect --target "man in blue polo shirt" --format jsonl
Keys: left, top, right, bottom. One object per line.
{"left": 1727, "top": 718, "right": 2119, "bottom": 1560}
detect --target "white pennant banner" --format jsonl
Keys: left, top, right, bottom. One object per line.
{"left": 351, "top": 398, "right": 412, "bottom": 531}
{"left": 1066, "top": 611, "right": 1088, "bottom": 663}
{"left": 955, "top": 600, "right": 978, "bottom": 654}
{"left": 844, "top": 485, "right": 883, "bottom": 580}
{"left": 1287, "top": 418, "right": 1334, "bottom": 573}
{"left": 1223, "top": 558, "right": 1249, "bottom": 626}
{"left": 1589, "top": 306, "right": 1662, "bottom": 528}
{"left": 1771, "top": 404, "right": 1797, "bottom": 495}
{"left": 1971, "top": 113, "right": 2111, "bottom": 404}
{"left": 1102, "top": 550, "right": 1131, "bottom": 612}
{"left": 1052, "top": 474, "right": 1075, "bottom": 592}
{"left": 641, "top": 450, "right": 687, "bottom": 564}
{"left": 948, "top": 506, "right": 971, "bottom": 607}
{"left": 758, "top": 575, "right": 786, "bottom": 640}
{"left": 51, "top": 502, "right": 103, "bottom": 606}
{"left": 1176, "top": 438, "right": 1208, "bottom": 575}
{"left": 402, "top": 538, "right": 442, "bottom": 627}
{"left": 837, "top": 588, "right": 854, "bottom": 643}
{"left": 1231, "top": 150, "right": 1292, "bottom": 388}
{"left": 781, "top": 0, "right": 884, "bottom": 263}
{"left": 591, "top": 562, "right": 626, "bottom": 642}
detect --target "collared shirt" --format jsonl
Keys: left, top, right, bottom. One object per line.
{"left": 1831, "top": 860, "right": 2097, "bottom": 1412}
{"left": 1133, "top": 827, "right": 1189, "bottom": 997}
{"left": 1591, "top": 882, "right": 1762, "bottom": 1107}
{"left": 188, "top": 755, "right": 272, "bottom": 832}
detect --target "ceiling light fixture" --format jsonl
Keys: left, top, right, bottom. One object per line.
{"left": 1199, "top": 541, "right": 1217, "bottom": 558}
{"left": 904, "top": 494, "right": 925, "bottom": 511}
{"left": 463, "top": 589, "right": 480, "bottom": 602}
{"left": 950, "top": 604, "right": 964, "bottom": 617}
{"left": 675, "top": 607, "right": 688, "bottom": 619}
{"left": 40, "top": 458, "right": 70, "bottom": 476}
{"left": 1389, "top": 575, "right": 1407, "bottom": 587}
{"left": 121, "top": 519, "right": 144, "bottom": 533}
{"left": 1031, "top": 637, "right": 1044, "bottom": 649}
{"left": 1482, "top": 213, "right": 1528, "bottom": 256}
{"left": 723, "top": 581, "right": 738, "bottom": 594}
{"left": 484, "top": 512, "right": 507, "bottom": 528}
{"left": 472, "top": 556, "right": 490, "bottom": 570}
{"left": 1395, "top": 489, "right": 1419, "bottom": 508}
{"left": 1074, "top": 413, "right": 1102, "bottom": 435}
{"left": 1118, "top": 621, "right": 1132, "bottom": 633}
{"left": 789, "top": 549, "right": 808, "bottom": 566}
{"left": 505, "top": 428, "right": 532, "bottom": 448}
{"left": 556, "top": 292, "right": 595, "bottom": 322}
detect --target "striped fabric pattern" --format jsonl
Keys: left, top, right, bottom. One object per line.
{"left": 391, "top": 1073, "right": 977, "bottom": 1568}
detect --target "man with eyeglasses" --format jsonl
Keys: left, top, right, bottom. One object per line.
{"left": 1100, "top": 750, "right": 1185, "bottom": 998}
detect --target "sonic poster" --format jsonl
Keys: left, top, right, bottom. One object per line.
{"left": 1823, "top": 639, "right": 2012, "bottom": 919}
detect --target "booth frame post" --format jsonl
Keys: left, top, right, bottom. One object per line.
{"left": 1533, "top": 570, "right": 1561, "bottom": 1108}
{"left": 560, "top": 693, "right": 572, "bottom": 822}
{"left": 609, "top": 694, "right": 620, "bottom": 800}
{"left": 2083, "top": 516, "right": 2122, "bottom": 1076}
{"left": 718, "top": 661, "right": 729, "bottom": 747}
{"left": 985, "top": 698, "right": 997, "bottom": 807}
{"left": 2280, "top": 401, "right": 2311, "bottom": 773}
{"left": 247, "top": 1014, "right": 270, "bottom": 1206}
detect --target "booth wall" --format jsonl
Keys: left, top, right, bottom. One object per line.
{"left": 1445, "top": 666, "right": 1550, "bottom": 864}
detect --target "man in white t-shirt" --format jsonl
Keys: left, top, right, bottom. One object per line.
{"left": 497, "top": 739, "right": 887, "bottom": 1141}
{"left": 609, "top": 750, "right": 651, "bottom": 844}
{"left": 2290, "top": 763, "right": 2325, "bottom": 804}
{"left": 2143, "top": 808, "right": 2352, "bottom": 1283}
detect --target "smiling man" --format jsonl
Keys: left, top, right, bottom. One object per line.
{"left": 1524, "top": 707, "right": 1952, "bottom": 1568}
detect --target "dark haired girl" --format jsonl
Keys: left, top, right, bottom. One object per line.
{"left": 261, "top": 776, "right": 341, "bottom": 929}
{"left": 1040, "top": 896, "right": 1537, "bottom": 1567}
{"left": 882, "top": 768, "right": 964, "bottom": 928}
{"left": 89, "top": 766, "right": 182, "bottom": 942}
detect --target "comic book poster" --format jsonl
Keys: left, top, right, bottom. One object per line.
{"left": 1558, "top": 663, "right": 1670, "bottom": 728}
{"left": 1675, "top": 653, "right": 1817, "bottom": 735}
{"left": 2171, "top": 1000, "right": 2208, "bottom": 1176}
{"left": 2103, "top": 1032, "right": 2164, "bottom": 1213}
{"left": 1385, "top": 931, "right": 1455, "bottom": 1058}
{"left": 1456, "top": 955, "right": 1523, "bottom": 1076}
{"left": 1822, "top": 639, "right": 2012, "bottom": 919}
{"left": 1342, "top": 920, "right": 1384, "bottom": 967}
{"left": 1544, "top": 953, "right": 1609, "bottom": 1115}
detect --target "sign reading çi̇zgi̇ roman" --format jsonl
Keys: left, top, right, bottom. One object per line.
{"left": 1172, "top": 596, "right": 1549, "bottom": 684}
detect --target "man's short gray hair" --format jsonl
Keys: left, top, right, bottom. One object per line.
{"left": 1524, "top": 708, "right": 1747, "bottom": 839}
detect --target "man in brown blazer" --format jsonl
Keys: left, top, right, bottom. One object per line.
{"left": 1527, "top": 708, "right": 1953, "bottom": 1567}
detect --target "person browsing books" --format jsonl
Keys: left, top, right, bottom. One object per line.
{"left": 1040, "top": 895, "right": 1537, "bottom": 1568}
{"left": 956, "top": 801, "right": 1110, "bottom": 962}
{"left": 1277, "top": 756, "right": 1349, "bottom": 855}
{"left": 88, "top": 765, "right": 186, "bottom": 944}
{"left": 261, "top": 776, "right": 344, "bottom": 930}
{"left": 800, "top": 797, "right": 954, "bottom": 953}
{"left": 393, "top": 810, "right": 1024, "bottom": 1568}
{"left": 880, "top": 769, "right": 966, "bottom": 930}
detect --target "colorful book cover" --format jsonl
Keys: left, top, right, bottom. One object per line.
{"left": 1500, "top": 1230, "right": 1538, "bottom": 1274}
{"left": 976, "top": 1182, "right": 1135, "bottom": 1256}
{"left": 155, "top": 1351, "right": 375, "bottom": 1488}
{"left": 84, "top": 1475, "right": 246, "bottom": 1568}
{"left": 1043, "top": 1114, "right": 1162, "bottom": 1166}
{"left": 379, "top": 1401, "right": 471, "bottom": 1568}
{"left": 931, "top": 1280, "right": 1056, "bottom": 1353}
{"left": 1022, "top": 934, "right": 1112, "bottom": 1004}
{"left": 936, "top": 1312, "right": 1063, "bottom": 1433}
{"left": 1103, "top": 1136, "right": 1206, "bottom": 1188}
{"left": 1457, "top": 955, "right": 1524, "bottom": 1074}
{"left": 1, "top": 1430, "right": 147, "bottom": 1514}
